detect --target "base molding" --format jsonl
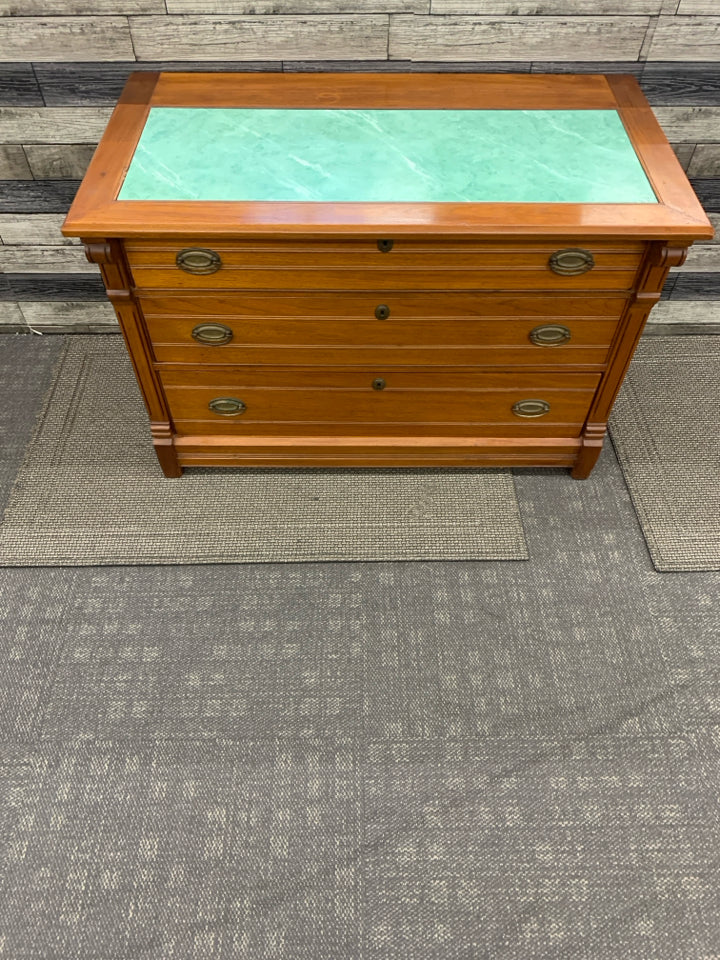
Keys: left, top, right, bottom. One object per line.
{"left": 171, "top": 434, "right": 582, "bottom": 472}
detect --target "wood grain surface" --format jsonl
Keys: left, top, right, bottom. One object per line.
{"left": 0, "top": 18, "right": 135, "bottom": 62}
{"left": 130, "top": 16, "right": 389, "bottom": 62}
{"left": 647, "top": 16, "right": 720, "bottom": 60}
{"left": 388, "top": 16, "right": 650, "bottom": 61}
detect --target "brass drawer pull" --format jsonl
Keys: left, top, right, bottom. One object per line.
{"left": 529, "top": 324, "right": 572, "bottom": 346}
{"left": 512, "top": 399, "right": 550, "bottom": 418}
{"left": 372, "top": 378, "right": 386, "bottom": 391}
{"left": 377, "top": 239, "right": 394, "bottom": 253}
{"left": 192, "top": 322, "right": 233, "bottom": 345}
{"left": 176, "top": 247, "right": 222, "bottom": 275}
{"left": 374, "top": 304, "right": 390, "bottom": 320}
{"left": 549, "top": 248, "right": 594, "bottom": 276}
{"left": 209, "top": 397, "right": 246, "bottom": 416}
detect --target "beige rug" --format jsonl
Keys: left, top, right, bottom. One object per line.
{"left": 0, "top": 337, "right": 528, "bottom": 565}
{"left": 609, "top": 335, "right": 720, "bottom": 572}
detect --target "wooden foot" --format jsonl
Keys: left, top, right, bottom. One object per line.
{"left": 571, "top": 423, "right": 606, "bottom": 480}
{"left": 151, "top": 422, "right": 182, "bottom": 477}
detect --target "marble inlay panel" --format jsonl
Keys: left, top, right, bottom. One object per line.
{"left": 118, "top": 107, "right": 658, "bottom": 204}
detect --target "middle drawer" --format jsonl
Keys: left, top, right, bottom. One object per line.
{"left": 142, "top": 292, "right": 627, "bottom": 367}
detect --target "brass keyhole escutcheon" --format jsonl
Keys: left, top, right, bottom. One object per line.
{"left": 529, "top": 324, "right": 572, "bottom": 346}
{"left": 375, "top": 304, "right": 390, "bottom": 320}
{"left": 548, "top": 248, "right": 594, "bottom": 276}
{"left": 372, "top": 378, "right": 386, "bottom": 391}
{"left": 512, "top": 399, "right": 550, "bottom": 418}
{"left": 176, "top": 247, "right": 222, "bottom": 275}
{"left": 377, "top": 239, "right": 394, "bottom": 253}
{"left": 209, "top": 397, "right": 246, "bottom": 416}
{"left": 192, "top": 322, "right": 234, "bottom": 345}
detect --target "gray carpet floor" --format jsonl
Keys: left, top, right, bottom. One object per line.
{"left": 1, "top": 335, "right": 719, "bottom": 960}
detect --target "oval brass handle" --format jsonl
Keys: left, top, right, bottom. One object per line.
{"left": 512, "top": 399, "right": 550, "bottom": 418}
{"left": 192, "top": 322, "right": 233, "bottom": 345}
{"left": 176, "top": 247, "right": 222, "bottom": 275}
{"left": 529, "top": 324, "right": 572, "bottom": 346}
{"left": 372, "top": 378, "right": 386, "bottom": 391}
{"left": 377, "top": 239, "right": 394, "bottom": 253}
{"left": 375, "top": 304, "right": 390, "bottom": 320}
{"left": 209, "top": 397, "right": 246, "bottom": 416}
{"left": 549, "top": 248, "right": 594, "bottom": 276}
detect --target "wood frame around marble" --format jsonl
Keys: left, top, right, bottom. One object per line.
{"left": 61, "top": 71, "right": 713, "bottom": 242}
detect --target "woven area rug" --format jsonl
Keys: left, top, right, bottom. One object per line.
{"left": 609, "top": 335, "right": 720, "bottom": 572}
{"left": 0, "top": 336, "right": 527, "bottom": 565}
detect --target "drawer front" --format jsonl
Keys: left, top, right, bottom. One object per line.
{"left": 140, "top": 291, "right": 630, "bottom": 320}
{"left": 160, "top": 367, "right": 600, "bottom": 438}
{"left": 146, "top": 314, "right": 620, "bottom": 367}
{"left": 127, "top": 240, "right": 644, "bottom": 292}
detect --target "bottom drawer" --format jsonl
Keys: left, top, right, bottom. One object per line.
{"left": 160, "top": 367, "right": 601, "bottom": 438}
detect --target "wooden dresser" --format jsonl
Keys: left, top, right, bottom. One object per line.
{"left": 62, "top": 72, "right": 712, "bottom": 478}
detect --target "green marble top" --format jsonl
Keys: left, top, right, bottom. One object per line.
{"left": 118, "top": 107, "right": 658, "bottom": 204}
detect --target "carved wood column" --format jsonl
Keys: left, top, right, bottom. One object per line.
{"left": 571, "top": 241, "right": 688, "bottom": 480}
{"left": 84, "top": 239, "right": 182, "bottom": 478}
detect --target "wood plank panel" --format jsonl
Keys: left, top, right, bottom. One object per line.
{"left": 688, "top": 144, "right": 720, "bottom": 177}
{"left": 23, "top": 144, "right": 97, "bottom": 180}
{"left": 668, "top": 273, "right": 720, "bottom": 298}
{"left": 0, "top": 0, "right": 163, "bottom": 12}
{"left": 640, "top": 63, "right": 720, "bottom": 105}
{"left": 432, "top": 0, "right": 661, "bottom": 11}
{"left": 652, "top": 106, "right": 720, "bottom": 141}
{"left": 0, "top": 64, "right": 43, "bottom": 106}
{"left": 284, "top": 59, "right": 533, "bottom": 73}
{"left": 0, "top": 18, "right": 135, "bottom": 63}
{"left": 0, "top": 181, "right": 81, "bottom": 214}
{"left": 166, "top": 0, "right": 426, "bottom": 9}
{"left": 676, "top": 0, "right": 718, "bottom": 12}
{"left": 690, "top": 178, "right": 720, "bottom": 211}
{"left": 18, "top": 300, "right": 117, "bottom": 329}
{"left": 530, "top": 60, "right": 643, "bottom": 75}
{"left": 0, "top": 245, "right": 97, "bottom": 273}
{"left": 388, "top": 15, "right": 650, "bottom": 61}
{"left": 4, "top": 273, "right": 106, "bottom": 300}
{"left": 649, "top": 300, "right": 720, "bottom": 322}
{"left": 0, "top": 301, "right": 24, "bottom": 326}
{"left": 0, "top": 144, "right": 31, "bottom": 179}
{"left": 129, "top": 15, "right": 389, "bottom": 61}
{"left": 0, "top": 107, "right": 112, "bottom": 143}
{"left": 647, "top": 16, "right": 720, "bottom": 61}
{"left": 0, "top": 214, "right": 78, "bottom": 245}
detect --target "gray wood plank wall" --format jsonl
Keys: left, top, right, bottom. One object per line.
{"left": 0, "top": 7, "right": 717, "bottom": 332}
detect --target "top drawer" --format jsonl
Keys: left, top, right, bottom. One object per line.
{"left": 124, "top": 239, "right": 645, "bottom": 292}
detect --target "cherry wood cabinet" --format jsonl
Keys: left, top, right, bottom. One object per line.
{"left": 62, "top": 72, "right": 712, "bottom": 478}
